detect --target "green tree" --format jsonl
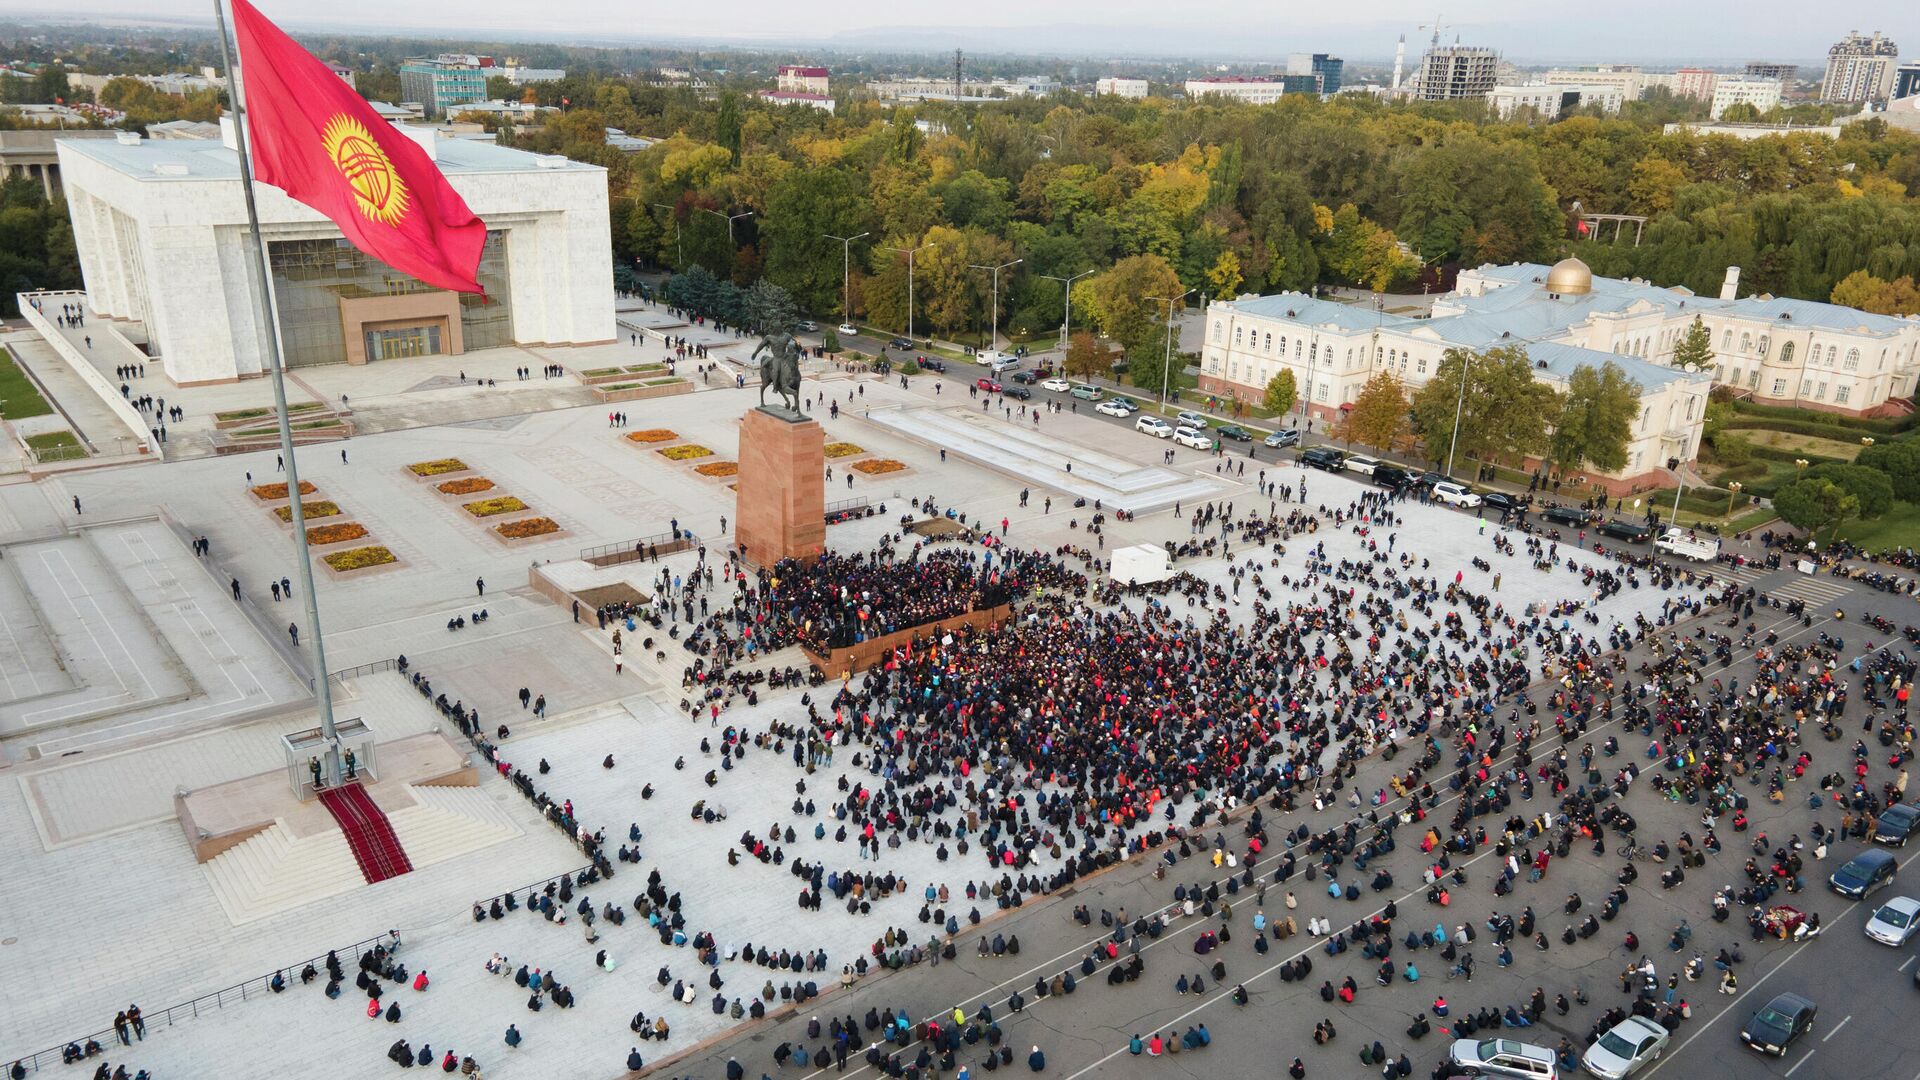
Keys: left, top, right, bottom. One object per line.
{"left": 1773, "top": 477, "right": 1860, "bottom": 540}
{"left": 1857, "top": 440, "right": 1920, "bottom": 503}
{"left": 1263, "top": 369, "right": 1297, "bottom": 415}
{"left": 1670, "top": 316, "right": 1715, "bottom": 372}
{"left": 1339, "top": 371, "right": 1409, "bottom": 450}
{"left": 1080, "top": 253, "right": 1183, "bottom": 368}
{"left": 714, "top": 91, "right": 743, "bottom": 167}
{"left": 1802, "top": 463, "right": 1893, "bottom": 520}
{"left": 759, "top": 167, "right": 874, "bottom": 316}
{"left": 1409, "top": 345, "right": 1560, "bottom": 471}
{"left": 820, "top": 326, "right": 841, "bottom": 354}
{"left": 1548, "top": 361, "right": 1641, "bottom": 474}
{"left": 743, "top": 279, "right": 799, "bottom": 334}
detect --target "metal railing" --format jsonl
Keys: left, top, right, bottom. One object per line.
{"left": 8, "top": 931, "right": 395, "bottom": 1073}
{"left": 471, "top": 863, "right": 600, "bottom": 915}
{"left": 327, "top": 657, "right": 398, "bottom": 684}
{"left": 824, "top": 496, "right": 872, "bottom": 522}
{"left": 580, "top": 528, "right": 699, "bottom": 567}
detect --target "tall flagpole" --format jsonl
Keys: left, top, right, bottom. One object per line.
{"left": 214, "top": 0, "right": 341, "bottom": 790}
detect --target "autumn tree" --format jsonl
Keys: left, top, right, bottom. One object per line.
{"left": 1078, "top": 254, "right": 1185, "bottom": 393}
{"left": 1339, "top": 371, "right": 1410, "bottom": 450}
{"left": 1548, "top": 361, "right": 1641, "bottom": 475}
{"left": 1409, "top": 346, "right": 1560, "bottom": 472}
{"left": 1063, "top": 331, "right": 1110, "bottom": 379}
{"left": 1831, "top": 270, "right": 1920, "bottom": 315}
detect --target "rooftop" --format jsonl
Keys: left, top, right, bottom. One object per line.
{"left": 1222, "top": 292, "right": 1415, "bottom": 332}
{"left": 59, "top": 128, "right": 598, "bottom": 181}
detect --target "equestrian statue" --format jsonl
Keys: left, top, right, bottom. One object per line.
{"left": 750, "top": 330, "right": 803, "bottom": 414}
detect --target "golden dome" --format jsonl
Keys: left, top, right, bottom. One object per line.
{"left": 1545, "top": 257, "right": 1593, "bottom": 296}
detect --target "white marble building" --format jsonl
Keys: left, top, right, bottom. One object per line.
{"left": 56, "top": 122, "right": 613, "bottom": 385}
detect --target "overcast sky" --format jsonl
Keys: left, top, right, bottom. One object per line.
{"left": 0, "top": 1, "right": 1908, "bottom": 63}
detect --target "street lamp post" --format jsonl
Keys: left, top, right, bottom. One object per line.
{"left": 1727, "top": 481, "right": 1742, "bottom": 517}
{"left": 1145, "top": 288, "right": 1197, "bottom": 409}
{"left": 1444, "top": 350, "right": 1474, "bottom": 481}
{"left": 699, "top": 208, "right": 755, "bottom": 250}
{"left": 824, "top": 232, "right": 870, "bottom": 328}
{"left": 1039, "top": 269, "right": 1095, "bottom": 352}
{"left": 882, "top": 242, "right": 933, "bottom": 342}
{"left": 650, "top": 203, "right": 683, "bottom": 268}
{"left": 968, "top": 258, "right": 1022, "bottom": 353}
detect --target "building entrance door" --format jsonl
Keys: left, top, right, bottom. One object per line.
{"left": 364, "top": 323, "right": 444, "bottom": 361}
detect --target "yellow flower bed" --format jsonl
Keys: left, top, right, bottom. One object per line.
{"left": 626, "top": 429, "right": 679, "bottom": 444}
{"left": 407, "top": 458, "right": 469, "bottom": 476}
{"left": 852, "top": 459, "right": 906, "bottom": 475}
{"left": 274, "top": 501, "right": 341, "bottom": 522}
{"left": 306, "top": 522, "right": 369, "bottom": 546}
{"left": 494, "top": 517, "right": 561, "bottom": 540}
{"left": 437, "top": 477, "right": 496, "bottom": 496}
{"left": 658, "top": 444, "right": 713, "bottom": 461}
{"left": 463, "top": 496, "right": 530, "bottom": 518}
{"left": 823, "top": 442, "right": 865, "bottom": 459}
{"left": 322, "top": 545, "right": 396, "bottom": 572}
{"left": 695, "top": 461, "right": 739, "bottom": 477}
{"left": 251, "top": 481, "right": 315, "bottom": 500}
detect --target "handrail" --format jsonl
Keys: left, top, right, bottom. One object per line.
{"left": 825, "top": 496, "right": 870, "bottom": 515}
{"left": 328, "top": 657, "right": 398, "bottom": 684}
{"left": 579, "top": 528, "right": 698, "bottom": 567}
{"left": 7, "top": 930, "right": 396, "bottom": 1073}
{"left": 470, "top": 863, "right": 600, "bottom": 915}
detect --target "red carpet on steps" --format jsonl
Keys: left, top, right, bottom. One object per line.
{"left": 317, "top": 783, "right": 413, "bottom": 884}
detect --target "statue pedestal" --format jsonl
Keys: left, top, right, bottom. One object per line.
{"left": 735, "top": 406, "right": 825, "bottom": 568}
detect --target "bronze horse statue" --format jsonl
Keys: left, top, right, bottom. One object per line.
{"left": 751, "top": 330, "right": 803, "bottom": 413}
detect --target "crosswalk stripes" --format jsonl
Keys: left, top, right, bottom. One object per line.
{"left": 1772, "top": 576, "right": 1853, "bottom": 605}
{"left": 1714, "top": 563, "right": 1769, "bottom": 586}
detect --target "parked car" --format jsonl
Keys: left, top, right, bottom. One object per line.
{"left": 1446, "top": 1038, "right": 1560, "bottom": 1079}
{"left": 1216, "top": 424, "right": 1253, "bottom": 442}
{"left": 1136, "top": 416, "right": 1174, "bottom": 438}
{"left": 1097, "top": 399, "right": 1135, "bottom": 418}
{"left": 1597, "top": 519, "right": 1653, "bottom": 543}
{"left": 1740, "top": 992, "right": 1817, "bottom": 1056}
{"left": 888, "top": 337, "right": 914, "bottom": 350}
{"left": 1830, "top": 848, "right": 1897, "bottom": 898}
{"left": 1431, "top": 481, "right": 1483, "bottom": 508}
{"left": 1865, "top": 895, "right": 1920, "bottom": 946}
{"left": 837, "top": 323, "right": 859, "bottom": 337}
{"left": 1264, "top": 429, "right": 1300, "bottom": 449}
{"left": 796, "top": 320, "right": 819, "bottom": 332}
{"left": 1300, "top": 447, "right": 1345, "bottom": 471}
{"left": 1041, "top": 377, "right": 1071, "bottom": 393}
{"left": 918, "top": 356, "right": 947, "bottom": 373}
{"left": 1003, "top": 385, "right": 1032, "bottom": 401}
{"left": 974, "top": 377, "right": 1002, "bottom": 393}
{"left": 1011, "top": 370, "right": 1040, "bottom": 384}
{"left": 1343, "top": 454, "right": 1383, "bottom": 477}
{"left": 1070, "top": 384, "right": 1104, "bottom": 401}
{"left": 981, "top": 351, "right": 1021, "bottom": 373}
{"left": 1581, "top": 1016, "right": 1670, "bottom": 1080}
{"left": 1174, "top": 427, "right": 1213, "bottom": 450}
{"left": 1540, "top": 505, "right": 1589, "bottom": 528}
{"left": 1875, "top": 803, "right": 1920, "bottom": 846}
{"left": 1480, "top": 491, "right": 1526, "bottom": 515}
{"left": 1175, "top": 410, "right": 1210, "bottom": 429}
{"left": 1372, "top": 464, "right": 1414, "bottom": 489}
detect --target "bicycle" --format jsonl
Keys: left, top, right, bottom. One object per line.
{"left": 1620, "top": 844, "right": 1654, "bottom": 863}
{"left": 1446, "top": 955, "right": 1475, "bottom": 981}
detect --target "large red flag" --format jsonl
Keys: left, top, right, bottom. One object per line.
{"left": 229, "top": 0, "right": 485, "bottom": 293}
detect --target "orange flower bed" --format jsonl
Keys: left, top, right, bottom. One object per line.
{"left": 407, "top": 458, "right": 469, "bottom": 476}
{"left": 626, "top": 429, "right": 679, "bottom": 444}
{"left": 251, "top": 481, "right": 315, "bottom": 500}
{"left": 437, "top": 476, "right": 496, "bottom": 496}
{"left": 494, "top": 516, "right": 561, "bottom": 540}
{"left": 852, "top": 459, "right": 906, "bottom": 475}
{"left": 306, "top": 522, "right": 369, "bottom": 546}
{"left": 695, "top": 461, "right": 739, "bottom": 477}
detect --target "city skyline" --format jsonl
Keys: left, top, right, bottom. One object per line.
{"left": 0, "top": 1, "right": 1907, "bottom": 64}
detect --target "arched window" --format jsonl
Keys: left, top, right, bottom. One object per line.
{"left": 1757, "top": 335, "right": 1768, "bottom": 358}
{"left": 1264, "top": 332, "right": 1273, "bottom": 352}
{"left": 1827, "top": 345, "right": 1838, "bottom": 365}
{"left": 1844, "top": 348, "right": 1860, "bottom": 371}
{"left": 1722, "top": 329, "right": 1733, "bottom": 350}
{"left": 1278, "top": 335, "right": 1287, "bottom": 355}
{"left": 1211, "top": 321, "right": 1223, "bottom": 344}
{"left": 1740, "top": 333, "right": 1752, "bottom": 353}
{"left": 1778, "top": 342, "right": 1794, "bottom": 364}
{"left": 1233, "top": 326, "right": 1243, "bottom": 347}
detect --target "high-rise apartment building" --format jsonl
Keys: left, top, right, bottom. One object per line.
{"left": 1412, "top": 44, "right": 1499, "bottom": 102}
{"left": 1670, "top": 68, "right": 1718, "bottom": 101}
{"left": 1744, "top": 62, "right": 1797, "bottom": 84}
{"left": 1287, "top": 53, "right": 1343, "bottom": 95}
{"left": 1895, "top": 62, "right": 1920, "bottom": 101}
{"left": 1821, "top": 31, "right": 1899, "bottom": 103}
{"left": 399, "top": 56, "right": 488, "bottom": 119}
{"left": 1710, "top": 77, "right": 1784, "bottom": 119}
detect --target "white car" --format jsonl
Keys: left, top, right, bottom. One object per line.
{"left": 1432, "top": 481, "right": 1483, "bottom": 508}
{"left": 1865, "top": 895, "right": 1920, "bottom": 946}
{"left": 1581, "top": 1016, "right": 1670, "bottom": 1079}
{"left": 836, "top": 323, "right": 858, "bottom": 337}
{"left": 1041, "top": 377, "right": 1071, "bottom": 392}
{"left": 1136, "top": 416, "right": 1174, "bottom": 438}
{"left": 1344, "top": 454, "right": 1382, "bottom": 477}
{"left": 1173, "top": 427, "right": 1212, "bottom": 450}
{"left": 1097, "top": 399, "right": 1134, "bottom": 418}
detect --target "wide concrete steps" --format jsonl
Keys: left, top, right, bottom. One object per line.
{"left": 386, "top": 784, "right": 524, "bottom": 866}
{"left": 202, "top": 821, "right": 367, "bottom": 926}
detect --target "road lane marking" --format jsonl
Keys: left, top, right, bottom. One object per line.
{"left": 1900, "top": 955, "right": 1916, "bottom": 973}
{"left": 1784, "top": 1049, "right": 1815, "bottom": 1076}
{"left": 1822, "top": 1014, "right": 1851, "bottom": 1042}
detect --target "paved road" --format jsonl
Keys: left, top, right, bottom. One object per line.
{"left": 658, "top": 566, "right": 1920, "bottom": 1080}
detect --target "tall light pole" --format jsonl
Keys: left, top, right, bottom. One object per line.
{"left": 699, "top": 207, "right": 754, "bottom": 250}
{"left": 1039, "top": 269, "right": 1095, "bottom": 352}
{"left": 824, "top": 232, "right": 869, "bottom": 327}
{"left": 1444, "top": 349, "right": 1474, "bottom": 481}
{"left": 1145, "top": 288, "right": 1196, "bottom": 408}
{"left": 968, "top": 258, "right": 1022, "bottom": 352}
{"left": 882, "top": 241, "right": 933, "bottom": 342}
{"left": 650, "top": 203, "right": 683, "bottom": 268}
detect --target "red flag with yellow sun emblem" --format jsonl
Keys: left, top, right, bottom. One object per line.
{"left": 229, "top": 0, "right": 485, "bottom": 293}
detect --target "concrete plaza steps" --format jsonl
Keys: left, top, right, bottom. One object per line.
{"left": 201, "top": 822, "right": 367, "bottom": 926}
{"left": 385, "top": 784, "right": 523, "bottom": 866}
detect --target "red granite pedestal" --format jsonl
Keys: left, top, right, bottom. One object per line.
{"left": 736, "top": 406, "right": 826, "bottom": 567}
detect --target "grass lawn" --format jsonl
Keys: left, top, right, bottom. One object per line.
{"left": 1835, "top": 502, "right": 1920, "bottom": 553}
{"left": 25, "top": 430, "right": 86, "bottom": 460}
{"left": 0, "top": 349, "right": 54, "bottom": 419}
{"left": 1742, "top": 429, "right": 1864, "bottom": 462}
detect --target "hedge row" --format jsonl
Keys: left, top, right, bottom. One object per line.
{"left": 1724, "top": 398, "right": 1917, "bottom": 435}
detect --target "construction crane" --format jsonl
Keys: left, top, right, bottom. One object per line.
{"left": 1419, "top": 14, "right": 1452, "bottom": 50}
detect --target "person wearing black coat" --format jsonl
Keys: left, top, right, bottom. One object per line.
{"left": 626, "top": 1048, "right": 644, "bottom": 1072}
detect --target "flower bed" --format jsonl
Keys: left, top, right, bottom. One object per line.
{"left": 823, "top": 442, "right": 866, "bottom": 459}
{"left": 658, "top": 444, "right": 713, "bottom": 462}
{"left": 852, "top": 459, "right": 907, "bottom": 475}
{"left": 626, "top": 429, "right": 679, "bottom": 444}
{"left": 274, "top": 501, "right": 341, "bottom": 522}
{"left": 407, "top": 458, "right": 469, "bottom": 477}
{"left": 694, "top": 461, "right": 739, "bottom": 478}
{"left": 306, "top": 522, "right": 369, "bottom": 546}
{"left": 322, "top": 546, "right": 396, "bottom": 572}
{"left": 250, "top": 481, "right": 316, "bottom": 500}
{"left": 436, "top": 477, "right": 496, "bottom": 496}
{"left": 463, "top": 496, "right": 530, "bottom": 518}
{"left": 494, "top": 516, "right": 561, "bottom": 540}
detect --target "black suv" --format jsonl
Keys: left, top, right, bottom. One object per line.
{"left": 1480, "top": 491, "right": 1525, "bottom": 515}
{"left": 1597, "top": 519, "right": 1652, "bottom": 543}
{"left": 1876, "top": 803, "right": 1920, "bottom": 846}
{"left": 918, "top": 357, "right": 947, "bottom": 373}
{"left": 1372, "top": 464, "right": 1414, "bottom": 489}
{"left": 1541, "top": 505, "right": 1589, "bottom": 527}
{"left": 1300, "top": 447, "right": 1345, "bottom": 472}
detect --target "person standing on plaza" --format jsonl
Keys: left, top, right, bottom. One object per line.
{"left": 127, "top": 1005, "right": 143, "bottom": 1040}
{"left": 476, "top": 576, "right": 485, "bottom": 597}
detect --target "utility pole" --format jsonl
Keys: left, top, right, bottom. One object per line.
{"left": 968, "top": 258, "right": 1022, "bottom": 352}
{"left": 824, "top": 231, "right": 870, "bottom": 326}
{"left": 1444, "top": 348, "right": 1473, "bottom": 480}
{"left": 1039, "top": 269, "right": 1095, "bottom": 352}
{"left": 882, "top": 242, "right": 933, "bottom": 342}
{"left": 650, "top": 203, "right": 683, "bottom": 268}
{"left": 1145, "top": 288, "right": 1197, "bottom": 409}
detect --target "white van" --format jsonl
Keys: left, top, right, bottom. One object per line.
{"left": 1343, "top": 454, "right": 1382, "bottom": 477}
